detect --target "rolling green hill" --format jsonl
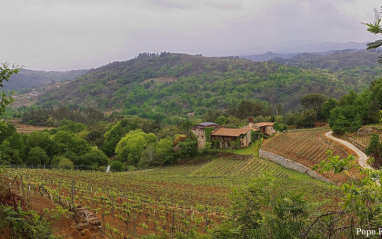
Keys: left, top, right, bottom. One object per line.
{"left": 4, "top": 69, "right": 88, "bottom": 92}
{"left": 35, "top": 52, "right": 382, "bottom": 120}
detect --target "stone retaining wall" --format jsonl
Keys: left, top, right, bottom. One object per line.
{"left": 259, "top": 149, "right": 332, "bottom": 184}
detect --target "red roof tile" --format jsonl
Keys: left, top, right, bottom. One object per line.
{"left": 212, "top": 128, "right": 251, "bottom": 137}
{"left": 253, "top": 122, "right": 274, "bottom": 127}
{"left": 242, "top": 125, "right": 259, "bottom": 131}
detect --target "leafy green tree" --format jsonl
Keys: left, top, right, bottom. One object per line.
{"left": 78, "top": 148, "right": 108, "bottom": 168}
{"left": 61, "top": 151, "right": 79, "bottom": 165}
{"left": 102, "top": 123, "right": 125, "bottom": 156}
{"left": 51, "top": 155, "right": 66, "bottom": 167}
{"left": 370, "top": 78, "right": 382, "bottom": 108}
{"left": 26, "top": 147, "right": 50, "bottom": 166}
{"left": 101, "top": 118, "right": 140, "bottom": 156}
{"left": 156, "top": 138, "right": 174, "bottom": 164}
{"left": 58, "top": 158, "right": 74, "bottom": 170}
{"left": 215, "top": 115, "right": 227, "bottom": 125}
{"left": 329, "top": 106, "right": 362, "bottom": 134}
{"left": 365, "top": 9, "right": 382, "bottom": 63}
{"left": 9, "top": 149, "right": 22, "bottom": 165}
{"left": 140, "top": 143, "right": 156, "bottom": 167}
{"left": 85, "top": 130, "right": 104, "bottom": 147}
{"left": 0, "top": 140, "right": 12, "bottom": 163}
{"left": 7, "top": 133, "right": 26, "bottom": 158}
{"left": 0, "top": 63, "right": 20, "bottom": 116}
{"left": 226, "top": 116, "right": 242, "bottom": 128}
{"left": 296, "top": 109, "right": 316, "bottom": 128}
{"left": 52, "top": 131, "right": 91, "bottom": 156}
{"left": 320, "top": 98, "right": 338, "bottom": 120}
{"left": 178, "top": 138, "right": 198, "bottom": 158}
{"left": 368, "top": 98, "right": 381, "bottom": 123}
{"left": 300, "top": 93, "right": 327, "bottom": 111}
{"left": 285, "top": 112, "right": 300, "bottom": 126}
{"left": 57, "top": 119, "right": 87, "bottom": 133}
{"left": 0, "top": 137, "right": 23, "bottom": 165}
{"left": 110, "top": 160, "right": 123, "bottom": 172}
{"left": 25, "top": 131, "right": 56, "bottom": 158}
{"left": 366, "top": 134, "right": 381, "bottom": 157}
{"left": 178, "top": 120, "right": 193, "bottom": 132}
{"left": 0, "top": 120, "right": 16, "bottom": 143}
{"left": 273, "top": 122, "right": 287, "bottom": 132}
{"left": 115, "top": 129, "right": 157, "bottom": 166}
{"left": 156, "top": 125, "right": 182, "bottom": 139}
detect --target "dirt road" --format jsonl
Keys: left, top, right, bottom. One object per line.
{"left": 324, "top": 131, "right": 372, "bottom": 170}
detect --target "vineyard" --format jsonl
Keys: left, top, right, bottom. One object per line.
{"left": 5, "top": 146, "right": 341, "bottom": 238}
{"left": 345, "top": 126, "right": 382, "bottom": 152}
{"left": 261, "top": 128, "right": 356, "bottom": 183}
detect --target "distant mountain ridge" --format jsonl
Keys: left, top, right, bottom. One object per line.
{"left": 4, "top": 69, "right": 88, "bottom": 92}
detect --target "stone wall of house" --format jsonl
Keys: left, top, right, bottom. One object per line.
{"left": 265, "top": 126, "right": 276, "bottom": 135}
{"left": 259, "top": 149, "right": 332, "bottom": 184}
{"left": 191, "top": 128, "right": 206, "bottom": 150}
{"left": 243, "top": 131, "right": 251, "bottom": 147}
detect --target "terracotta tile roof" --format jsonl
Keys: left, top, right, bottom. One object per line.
{"left": 241, "top": 125, "right": 259, "bottom": 131}
{"left": 212, "top": 128, "right": 251, "bottom": 137}
{"left": 253, "top": 122, "right": 274, "bottom": 127}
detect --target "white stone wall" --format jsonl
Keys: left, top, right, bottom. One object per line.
{"left": 259, "top": 149, "right": 332, "bottom": 184}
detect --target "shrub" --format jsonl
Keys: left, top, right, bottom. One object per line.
{"left": 51, "top": 155, "right": 66, "bottom": 167}
{"left": 125, "top": 164, "right": 136, "bottom": 172}
{"left": 178, "top": 138, "right": 198, "bottom": 158}
{"left": 110, "top": 161, "right": 123, "bottom": 172}
{"left": 97, "top": 166, "right": 107, "bottom": 172}
{"left": 58, "top": 158, "right": 74, "bottom": 170}
{"left": 26, "top": 147, "right": 50, "bottom": 166}
{"left": 78, "top": 148, "right": 108, "bottom": 169}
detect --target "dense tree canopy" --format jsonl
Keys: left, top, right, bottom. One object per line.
{"left": 115, "top": 129, "right": 157, "bottom": 165}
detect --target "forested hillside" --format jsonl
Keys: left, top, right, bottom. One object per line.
{"left": 4, "top": 69, "right": 88, "bottom": 92}
{"left": 35, "top": 52, "right": 382, "bottom": 120}
{"left": 273, "top": 49, "right": 382, "bottom": 71}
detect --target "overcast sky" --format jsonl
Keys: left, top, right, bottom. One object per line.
{"left": 1, "top": 0, "right": 381, "bottom": 71}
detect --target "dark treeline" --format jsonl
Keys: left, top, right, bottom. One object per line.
{"left": 21, "top": 105, "right": 119, "bottom": 126}
{"left": 1, "top": 109, "right": 201, "bottom": 172}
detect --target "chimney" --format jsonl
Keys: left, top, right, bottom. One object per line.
{"left": 248, "top": 117, "right": 253, "bottom": 128}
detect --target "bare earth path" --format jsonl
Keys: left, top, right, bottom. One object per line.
{"left": 324, "top": 131, "right": 372, "bottom": 170}
{"left": 325, "top": 131, "right": 380, "bottom": 185}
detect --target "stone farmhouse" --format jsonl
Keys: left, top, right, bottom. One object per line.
{"left": 241, "top": 118, "right": 276, "bottom": 136}
{"left": 191, "top": 118, "right": 276, "bottom": 150}
{"left": 211, "top": 128, "right": 251, "bottom": 149}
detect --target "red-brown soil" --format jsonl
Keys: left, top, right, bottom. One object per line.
{"left": 262, "top": 129, "right": 360, "bottom": 184}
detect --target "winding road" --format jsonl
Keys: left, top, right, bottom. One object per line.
{"left": 325, "top": 131, "right": 380, "bottom": 185}
{"left": 325, "top": 131, "right": 373, "bottom": 170}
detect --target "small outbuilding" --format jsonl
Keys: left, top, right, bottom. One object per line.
{"left": 242, "top": 118, "right": 275, "bottom": 136}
